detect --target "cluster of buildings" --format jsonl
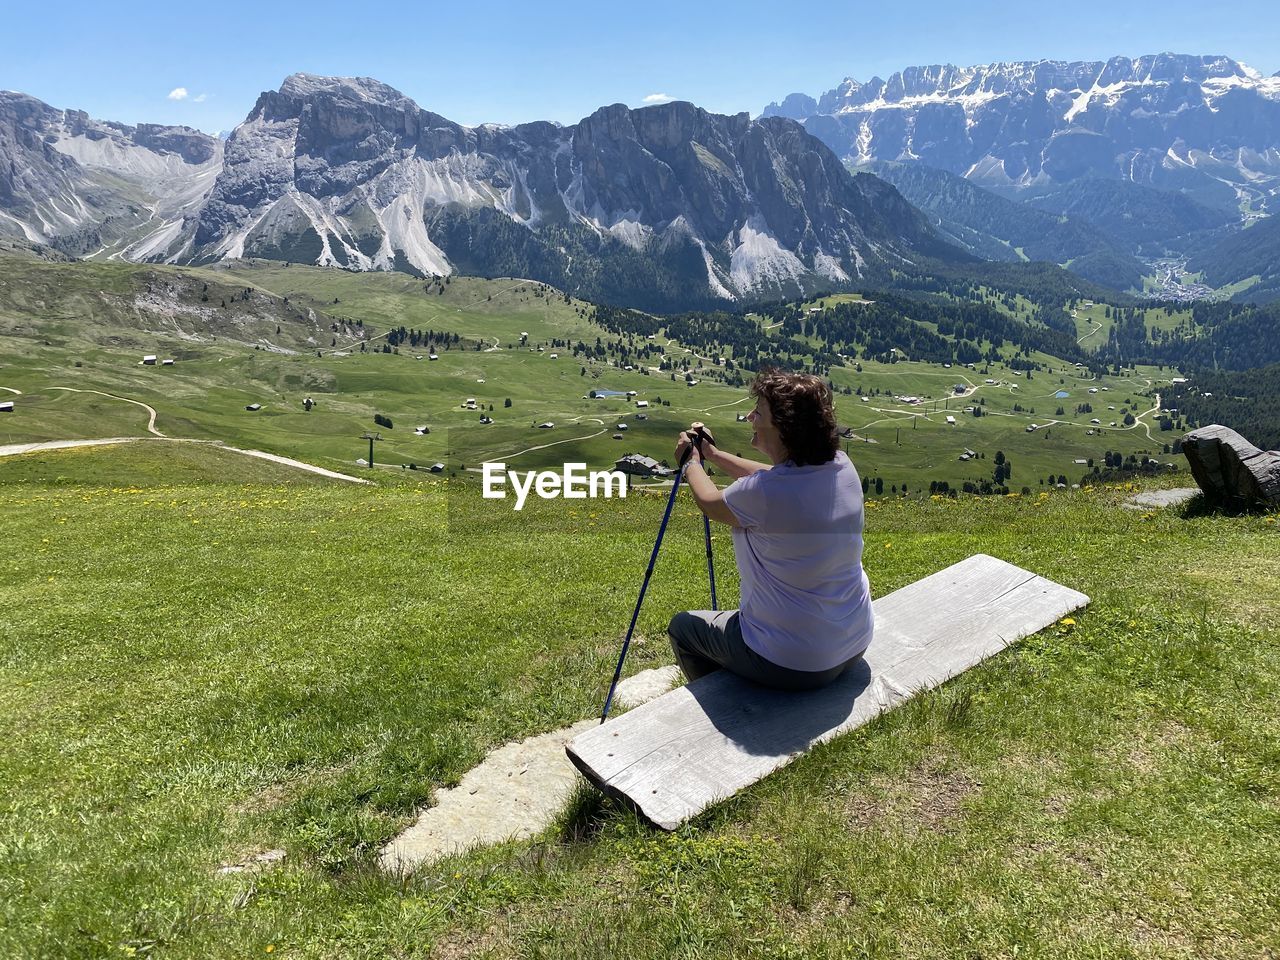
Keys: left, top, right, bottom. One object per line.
{"left": 614, "top": 454, "right": 671, "bottom": 478}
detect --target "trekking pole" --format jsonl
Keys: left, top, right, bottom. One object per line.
{"left": 703, "top": 512, "right": 717, "bottom": 610}
{"left": 689, "top": 423, "right": 718, "bottom": 611}
{"left": 599, "top": 441, "right": 696, "bottom": 724}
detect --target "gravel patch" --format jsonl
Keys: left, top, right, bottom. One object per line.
{"left": 379, "top": 666, "right": 681, "bottom": 872}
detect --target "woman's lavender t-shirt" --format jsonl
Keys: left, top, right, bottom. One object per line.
{"left": 721, "top": 451, "right": 873, "bottom": 672}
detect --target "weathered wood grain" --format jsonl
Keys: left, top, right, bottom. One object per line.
{"left": 566, "top": 553, "right": 1089, "bottom": 830}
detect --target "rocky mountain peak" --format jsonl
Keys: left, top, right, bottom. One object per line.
{"left": 129, "top": 124, "right": 220, "bottom": 165}
{"left": 49, "top": 108, "right": 218, "bottom": 163}
{"left": 759, "top": 92, "right": 817, "bottom": 121}
{"left": 176, "top": 86, "right": 957, "bottom": 307}
{"left": 0, "top": 91, "right": 62, "bottom": 138}
{"left": 793, "top": 53, "right": 1268, "bottom": 115}
{"left": 278, "top": 73, "right": 414, "bottom": 107}
{"left": 817, "top": 78, "right": 868, "bottom": 114}
{"left": 1093, "top": 52, "right": 1244, "bottom": 86}
{"left": 247, "top": 73, "right": 430, "bottom": 132}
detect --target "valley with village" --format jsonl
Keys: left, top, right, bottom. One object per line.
{"left": 0, "top": 257, "right": 1189, "bottom": 500}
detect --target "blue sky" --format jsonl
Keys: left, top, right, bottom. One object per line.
{"left": 4, "top": 0, "right": 1278, "bottom": 134}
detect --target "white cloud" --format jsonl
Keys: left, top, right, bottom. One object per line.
{"left": 643, "top": 93, "right": 674, "bottom": 104}
{"left": 167, "top": 87, "right": 189, "bottom": 101}
{"left": 193, "top": 93, "right": 207, "bottom": 103}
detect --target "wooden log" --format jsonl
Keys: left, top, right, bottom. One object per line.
{"left": 566, "top": 553, "right": 1089, "bottom": 830}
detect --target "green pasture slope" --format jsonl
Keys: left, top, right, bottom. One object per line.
{"left": 1069, "top": 299, "right": 1194, "bottom": 349}
{"left": 0, "top": 441, "right": 1277, "bottom": 957}
{"left": 1, "top": 255, "right": 1177, "bottom": 496}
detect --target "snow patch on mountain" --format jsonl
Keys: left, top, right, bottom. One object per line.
{"left": 854, "top": 119, "right": 874, "bottom": 164}
{"left": 776, "top": 53, "right": 1280, "bottom": 210}
{"left": 1203, "top": 73, "right": 1280, "bottom": 98}
{"left": 837, "top": 86, "right": 1005, "bottom": 115}
{"left": 1064, "top": 78, "right": 1123, "bottom": 123}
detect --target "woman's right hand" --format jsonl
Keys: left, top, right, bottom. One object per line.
{"left": 677, "top": 422, "right": 718, "bottom": 466}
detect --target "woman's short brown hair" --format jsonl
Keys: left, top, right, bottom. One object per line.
{"left": 751, "top": 368, "right": 839, "bottom": 466}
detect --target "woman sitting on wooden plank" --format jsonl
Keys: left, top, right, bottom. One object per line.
{"left": 669, "top": 369, "right": 874, "bottom": 691}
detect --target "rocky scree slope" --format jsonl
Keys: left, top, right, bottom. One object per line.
{"left": 0, "top": 92, "right": 221, "bottom": 260}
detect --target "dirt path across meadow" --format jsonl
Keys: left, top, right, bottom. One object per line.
{"left": 0, "top": 437, "right": 369, "bottom": 483}
{"left": 48, "top": 387, "right": 164, "bottom": 436}
{"left": 4, "top": 384, "right": 368, "bottom": 483}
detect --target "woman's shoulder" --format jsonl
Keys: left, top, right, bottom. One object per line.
{"left": 815, "top": 451, "right": 856, "bottom": 473}
{"left": 766, "top": 452, "right": 856, "bottom": 481}
{"left": 833, "top": 451, "right": 863, "bottom": 482}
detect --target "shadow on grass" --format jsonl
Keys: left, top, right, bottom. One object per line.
{"left": 553, "top": 781, "right": 628, "bottom": 844}
{"left": 1179, "top": 492, "right": 1277, "bottom": 519}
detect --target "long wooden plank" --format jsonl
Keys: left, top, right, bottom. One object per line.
{"left": 566, "top": 554, "right": 1088, "bottom": 830}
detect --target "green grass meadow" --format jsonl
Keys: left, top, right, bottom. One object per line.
{"left": 1, "top": 441, "right": 1277, "bottom": 957}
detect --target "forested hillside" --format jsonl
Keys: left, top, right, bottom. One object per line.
{"left": 1166, "top": 364, "right": 1280, "bottom": 450}
{"left": 1094, "top": 300, "right": 1280, "bottom": 372}
{"left": 867, "top": 162, "right": 1147, "bottom": 291}
{"left": 1026, "top": 180, "right": 1234, "bottom": 251}
{"left": 1188, "top": 214, "right": 1280, "bottom": 304}
{"left": 595, "top": 287, "right": 1092, "bottom": 377}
